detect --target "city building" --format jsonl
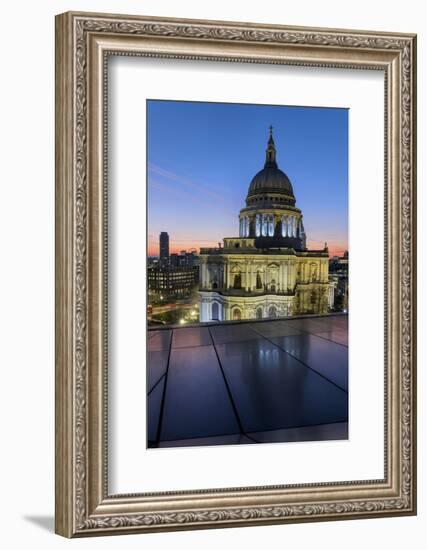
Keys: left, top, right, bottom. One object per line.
{"left": 329, "top": 251, "right": 349, "bottom": 311}
{"left": 199, "top": 127, "right": 331, "bottom": 322}
{"left": 147, "top": 266, "right": 198, "bottom": 298}
{"left": 148, "top": 235, "right": 200, "bottom": 300}
{"left": 159, "top": 231, "right": 169, "bottom": 267}
{"left": 169, "top": 250, "right": 198, "bottom": 268}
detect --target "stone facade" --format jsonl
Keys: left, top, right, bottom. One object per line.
{"left": 199, "top": 127, "right": 332, "bottom": 322}
{"left": 199, "top": 243, "right": 330, "bottom": 321}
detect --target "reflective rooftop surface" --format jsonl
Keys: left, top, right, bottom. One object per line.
{"left": 147, "top": 314, "right": 348, "bottom": 448}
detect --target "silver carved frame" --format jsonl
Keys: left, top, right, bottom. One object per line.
{"left": 55, "top": 11, "right": 417, "bottom": 537}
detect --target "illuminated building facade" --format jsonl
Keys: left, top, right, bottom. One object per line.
{"left": 329, "top": 251, "right": 349, "bottom": 311}
{"left": 199, "top": 127, "right": 331, "bottom": 322}
{"left": 148, "top": 266, "right": 198, "bottom": 298}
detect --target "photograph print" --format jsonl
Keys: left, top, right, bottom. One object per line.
{"left": 147, "top": 100, "right": 349, "bottom": 449}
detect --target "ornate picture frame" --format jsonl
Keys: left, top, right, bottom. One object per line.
{"left": 55, "top": 11, "right": 416, "bottom": 537}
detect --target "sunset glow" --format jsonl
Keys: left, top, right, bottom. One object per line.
{"left": 147, "top": 100, "right": 348, "bottom": 258}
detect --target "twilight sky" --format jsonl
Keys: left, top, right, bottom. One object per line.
{"left": 147, "top": 100, "right": 348, "bottom": 257}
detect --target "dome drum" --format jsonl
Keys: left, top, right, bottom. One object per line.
{"left": 238, "top": 211, "right": 306, "bottom": 251}
{"left": 238, "top": 127, "right": 307, "bottom": 251}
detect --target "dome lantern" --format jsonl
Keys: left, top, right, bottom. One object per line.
{"left": 246, "top": 127, "right": 295, "bottom": 204}
{"left": 265, "top": 125, "right": 277, "bottom": 167}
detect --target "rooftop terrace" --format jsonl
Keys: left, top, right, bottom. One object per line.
{"left": 147, "top": 314, "right": 348, "bottom": 448}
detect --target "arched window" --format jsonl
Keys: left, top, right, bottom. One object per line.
{"left": 232, "top": 308, "right": 242, "bottom": 320}
{"left": 268, "top": 305, "right": 277, "bottom": 318}
{"left": 255, "top": 214, "right": 261, "bottom": 237}
{"left": 256, "top": 307, "right": 263, "bottom": 319}
{"left": 270, "top": 279, "right": 276, "bottom": 293}
{"left": 261, "top": 214, "right": 268, "bottom": 236}
{"left": 233, "top": 272, "right": 242, "bottom": 289}
{"left": 212, "top": 302, "right": 219, "bottom": 320}
{"left": 256, "top": 271, "right": 262, "bottom": 289}
{"left": 268, "top": 214, "right": 274, "bottom": 236}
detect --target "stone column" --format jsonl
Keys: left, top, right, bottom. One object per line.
{"left": 285, "top": 260, "right": 289, "bottom": 291}
{"left": 291, "top": 261, "right": 294, "bottom": 289}
{"left": 205, "top": 262, "right": 210, "bottom": 287}
{"left": 201, "top": 262, "right": 206, "bottom": 288}
{"left": 222, "top": 261, "right": 226, "bottom": 289}
{"left": 284, "top": 261, "right": 288, "bottom": 291}
{"left": 248, "top": 265, "right": 252, "bottom": 290}
{"left": 282, "top": 260, "right": 288, "bottom": 292}
{"left": 279, "top": 262, "right": 284, "bottom": 293}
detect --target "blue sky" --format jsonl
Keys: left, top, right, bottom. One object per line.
{"left": 147, "top": 100, "right": 348, "bottom": 256}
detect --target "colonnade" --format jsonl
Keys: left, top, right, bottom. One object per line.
{"left": 239, "top": 213, "right": 303, "bottom": 238}
{"left": 201, "top": 258, "right": 329, "bottom": 291}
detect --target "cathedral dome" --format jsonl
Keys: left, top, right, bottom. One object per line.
{"left": 247, "top": 126, "right": 295, "bottom": 200}
{"left": 248, "top": 165, "right": 294, "bottom": 196}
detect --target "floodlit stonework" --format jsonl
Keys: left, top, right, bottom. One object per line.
{"left": 199, "top": 127, "right": 331, "bottom": 322}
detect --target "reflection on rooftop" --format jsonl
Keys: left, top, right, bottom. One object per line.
{"left": 147, "top": 314, "right": 348, "bottom": 448}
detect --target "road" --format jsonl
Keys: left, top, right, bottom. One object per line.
{"left": 149, "top": 302, "right": 198, "bottom": 316}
